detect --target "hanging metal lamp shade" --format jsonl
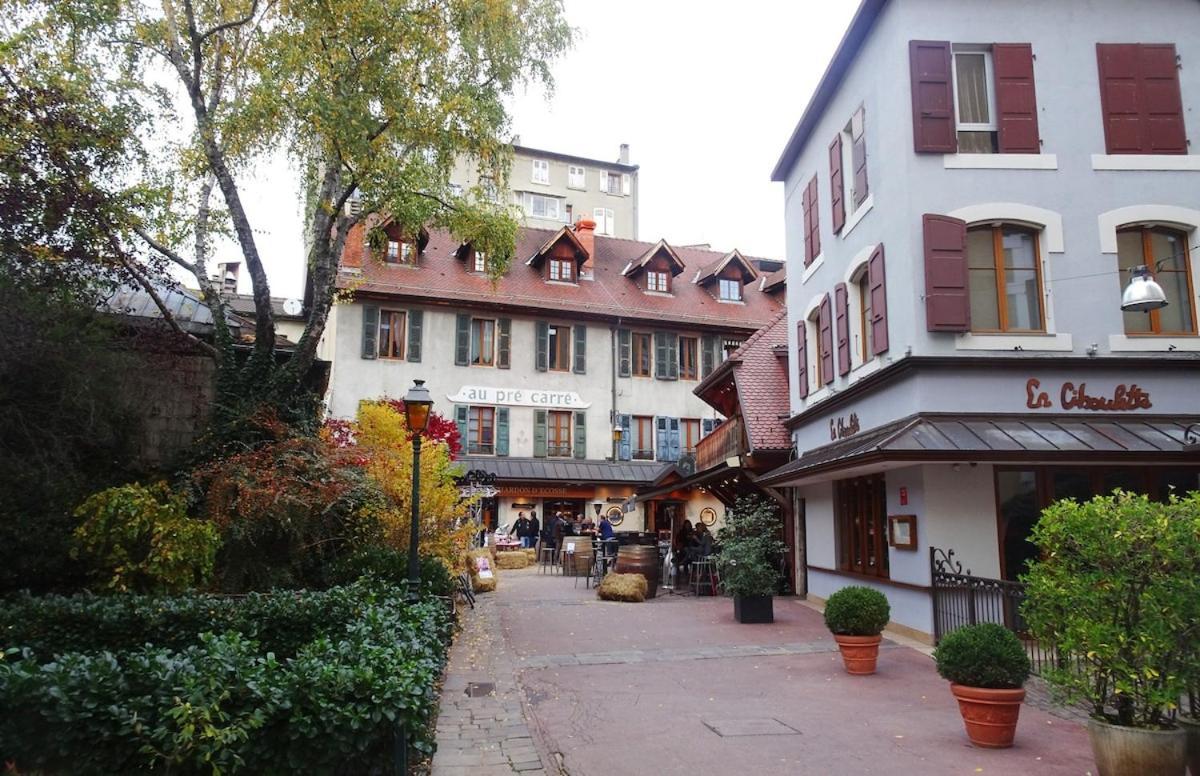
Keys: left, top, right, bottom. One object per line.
{"left": 1120, "top": 265, "right": 1168, "bottom": 313}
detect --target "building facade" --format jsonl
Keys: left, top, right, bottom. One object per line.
{"left": 765, "top": 0, "right": 1200, "bottom": 641}
{"left": 449, "top": 143, "right": 640, "bottom": 239}
{"left": 326, "top": 217, "right": 782, "bottom": 533}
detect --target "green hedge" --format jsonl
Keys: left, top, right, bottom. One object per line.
{"left": 0, "top": 582, "right": 453, "bottom": 774}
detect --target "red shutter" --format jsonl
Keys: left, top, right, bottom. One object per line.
{"left": 851, "top": 107, "right": 869, "bottom": 206}
{"left": 994, "top": 43, "right": 1041, "bottom": 153}
{"left": 1097, "top": 44, "right": 1144, "bottom": 153}
{"left": 807, "top": 176, "right": 821, "bottom": 260}
{"left": 909, "top": 40, "right": 957, "bottom": 153}
{"left": 923, "top": 214, "right": 970, "bottom": 332}
{"left": 1141, "top": 44, "right": 1187, "bottom": 154}
{"left": 829, "top": 134, "right": 845, "bottom": 234}
{"left": 834, "top": 282, "right": 850, "bottom": 376}
{"left": 796, "top": 321, "right": 809, "bottom": 399}
{"left": 802, "top": 184, "right": 814, "bottom": 266}
{"left": 818, "top": 293, "right": 834, "bottom": 385}
{"left": 867, "top": 245, "right": 889, "bottom": 355}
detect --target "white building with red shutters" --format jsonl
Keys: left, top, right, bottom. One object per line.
{"left": 762, "top": 0, "right": 1200, "bottom": 642}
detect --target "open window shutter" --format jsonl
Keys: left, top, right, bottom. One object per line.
{"left": 573, "top": 412, "right": 586, "bottom": 459}
{"left": 909, "top": 40, "right": 957, "bottom": 153}
{"left": 1141, "top": 44, "right": 1186, "bottom": 154}
{"left": 701, "top": 333, "right": 717, "bottom": 377}
{"left": 361, "top": 305, "right": 379, "bottom": 359}
{"left": 454, "top": 313, "right": 469, "bottom": 365}
{"left": 655, "top": 417, "right": 668, "bottom": 461}
{"left": 496, "top": 408, "right": 509, "bottom": 456}
{"left": 993, "top": 43, "right": 1041, "bottom": 153}
{"left": 406, "top": 309, "right": 423, "bottom": 362}
{"left": 497, "top": 318, "right": 511, "bottom": 369}
{"left": 599, "top": 175, "right": 609, "bottom": 194}
{"left": 669, "top": 418, "right": 681, "bottom": 462}
{"left": 829, "top": 134, "right": 845, "bottom": 234}
{"left": 573, "top": 325, "right": 587, "bottom": 374}
{"left": 535, "top": 321, "right": 549, "bottom": 371}
{"left": 922, "top": 215, "right": 970, "bottom": 332}
{"left": 653, "top": 332, "right": 667, "bottom": 380}
{"left": 818, "top": 294, "right": 835, "bottom": 385}
{"left": 667, "top": 333, "right": 679, "bottom": 380}
{"left": 851, "top": 108, "right": 869, "bottom": 205}
{"left": 801, "top": 184, "right": 814, "bottom": 266}
{"left": 533, "top": 410, "right": 547, "bottom": 458}
{"left": 621, "top": 174, "right": 631, "bottom": 195}
{"left": 796, "top": 322, "right": 809, "bottom": 399}
{"left": 618, "top": 329, "right": 631, "bottom": 377}
{"left": 618, "top": 414, "right": 632, "bottom": 461}
{"left": 1097, "top": 44, "right": 1145, "bottom": 154}
{"left": 454, "top": 405, "right": 468, "bottom": 446}
{"left": 834, "top": 283, "right": 851, "bottom": 376}
{"left": 867, "top": 245, "right": 889, "bottom": 355}
{"left": 702, "top": 418, "right": 715, "bottom": 437}
{"left": 805, "top": 176, "right": 821, "bottom": 263}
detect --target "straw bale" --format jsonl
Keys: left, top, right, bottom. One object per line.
{"left": 496, "top": 551, "right": 530, "bottom": 570}
{"left": 472, "top": 574, "right": 497, "bottom": 593}
{"left": 598, "top": 573, "right": 647, "bottom": 603}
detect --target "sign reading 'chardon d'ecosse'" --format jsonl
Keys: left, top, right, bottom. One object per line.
{"left": 445, "top": 385, "right": 591, "bottom": 409}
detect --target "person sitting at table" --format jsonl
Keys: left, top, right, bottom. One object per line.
{"left": 694, "top": 521, "right": 714, "bottom": 559}
{"left": 598, "top": 512, "right": 615, "bottom": 540}
{"left": 580, "top": 513, "right": 596, "bottom": 535}
{"left": 674, "top": 519, "right": 697, "bottom": 572}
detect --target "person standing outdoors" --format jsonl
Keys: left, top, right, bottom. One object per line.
{"left": 513, "top": 511, "right": 530, "bottom": 547}
{"left": 527, "top": 510, "right": 540, "bottom": 549}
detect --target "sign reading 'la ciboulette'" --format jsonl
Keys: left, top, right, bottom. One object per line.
{"left": 1025, "top": 379, "right": 1152, "bottom": 411}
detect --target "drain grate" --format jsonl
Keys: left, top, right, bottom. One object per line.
{"left": 464, "top": 682, "right": 496, "bottom": 698}
{"left": 702, "top": 718, "right": 800, "bottom": 737}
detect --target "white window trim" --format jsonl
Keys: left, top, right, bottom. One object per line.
{"left": 567, "top": 165, "right": 586, "bottom": 190}
{"left": 840, "top": 124, "right": 858, "bottom": 216}
{"left": 843, "top": 253, "right": 875, "bottom": 371}
{"left": 1109, "top": 335, "right": 1200, "bottom": 351}
{"left": 531, "top": 158, "right": 550, "bottom": 185}
{"left": 840, "top": 193, "right": 874, "bottom": 239}
{"left": 1091, "top": 155, "right": 1200, "bottom": 172}
{"left": 944, "top": 154, "right": 1058, "bottom": 170}
{"left": 800, "top": 253, "right": 825, "bottom": 285}
{"left": 947, "top": 204, "right": 1065, "bottom": 253}
{"left": 951, "top": 49, "right": 998, "bottom": 133}
{"left": 1097, "top": 205, "right": 1200, "bottom": 253}
{"left": 955, "top": 333, "right": 1074, "bottom": 351}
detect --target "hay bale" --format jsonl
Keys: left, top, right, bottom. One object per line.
{"left": 495, "top": 551, "right": 530, "bottom": 570}
{"left": 472, "top": 574, "right": 497, "bottom": 593}
{"left": 524, "top": 548, "right": 537, "bottom": 562}
{"left": 598, "top": 573, "right": 647, "bottom": 603}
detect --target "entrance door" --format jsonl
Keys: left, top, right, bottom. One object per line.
{"left": 544, "top": 500, "right": 585, "bottom": 523}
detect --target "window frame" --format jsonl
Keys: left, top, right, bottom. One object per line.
{"left": 718, "top": 277, "right": 742, "bottom": 302}
{"left": 547, "top": 410, "right": 572, "bottom": 458}
{"left": 568, "top": 165, "right": 586, "bottom": 190}
{"left": 807, "top": 311, "right": 826, "bottom": 390}
{"left": 525, "top": 192, "right": 562, "bottom": 221}
{"left": 646, "top": 270, "right": 670, "bottom": 293}
{"left": 840, "top": 121, "right": 859, "bottom": 217}
{"left": 967, "top": 224, "right": 1046, "bottom": 334}
{"left": 473, "top": 251, "right": 487, "bottom": 273}
{"left": 467, "top": 406, "right": 496, "bottom": 455}
{"left": 1118, "top": 225, "right": 1197, "bottom": 336}
{"left": 378, "top": 309, "right": 407, "bottom": 359}
{"left": 603, "top": 171, "right": 621, "bottom": 194}
{"left": 681, "top": 418, "right": 701, "bottom": 454}
{"left": 547, "top": 323, "right": 572, "bottom": 372}
{"left": 855, "top": 269, "right": 875, "bottom": 365}
{"left": 835, "top": 473, "right": 890, "bottom": 579}
{"left": 531, "top": 158, "right": 550, "bottom": 185}
{"left": 679, "top": 336, "right": 698, "bottom": 380}
{"left": 951, "top": 48, "right": 998, "bottom": 133}
{"left": 549, "top": 258, "right": 574, "bottom": 282}
{"left": 470, "top": 317, "right": 496, "bottom": 367}
{"left": 631, "top": 332, "right": 652, "bottom": 377}
{"left": 632, "top": 415, "right": 654, "bottom": 460}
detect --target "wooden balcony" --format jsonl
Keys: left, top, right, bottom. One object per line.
{"left": 695, "top": 416, "right": 747, "bottom": 473}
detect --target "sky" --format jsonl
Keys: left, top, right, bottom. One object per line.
{"left": 240, "top": 1, "right": 859, "bottom": 300}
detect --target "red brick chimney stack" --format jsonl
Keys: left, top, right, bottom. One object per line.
{"left": 574, "top": 217, "right": 596, "bottom": 276}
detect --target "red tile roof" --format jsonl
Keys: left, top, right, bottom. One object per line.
{"left": 728, "top": 310, "right": 792, "bottom": 452}
{"left": 339, "top": 224, "right": 783, "bottom": 331}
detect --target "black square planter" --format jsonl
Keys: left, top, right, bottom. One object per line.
{"left": 733, "top": 594, "right": 774, "bottom": 624}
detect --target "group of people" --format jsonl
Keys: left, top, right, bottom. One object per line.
{"left": 511, "top": 509, "right": 616, "bottom": 549}
{"left": 673, "top": 519, "right": 715, "bottom": 567}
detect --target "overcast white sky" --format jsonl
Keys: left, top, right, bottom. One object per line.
{"left": 242, "top": 1, "right": 858, "bottom": 300}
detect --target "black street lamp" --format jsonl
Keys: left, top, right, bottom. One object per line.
{"left": 403, "top": 379, "right": 434, "bottom": 600}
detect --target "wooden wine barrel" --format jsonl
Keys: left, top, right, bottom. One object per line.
{"left": 560, "top": 536, "right": 593, "bottom": 577}
{"left": 615, "top": 545, "right": 660, "bottom": 599}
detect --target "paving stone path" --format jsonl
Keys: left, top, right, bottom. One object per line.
{"left": 519, "top": 639, "right": 892, "bottom": 669}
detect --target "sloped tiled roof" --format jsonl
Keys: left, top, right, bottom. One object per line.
{"left": 727, "top": 310, "right": 792, "bottom": 453}
{"left": 339, "top": 224, "right": 782, "bottom": 330}
{"left": 456, "top": 456, "right": 663, "bottom": 484}
{"left": 693, "top": 249, "right": 758, "bottom": 285}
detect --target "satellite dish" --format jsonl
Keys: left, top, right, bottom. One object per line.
{"left": 282, "top": 298, "right": 303, "bottom": 316}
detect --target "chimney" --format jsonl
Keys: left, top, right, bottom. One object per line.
{"left": 216, "top": 261, "right": 240, "bottom": 294}
{"left": 618, "top": 143, "right": 630, "bottom": 165}
{"left": 574, "top": 217, "right": 596, "bottom": 277}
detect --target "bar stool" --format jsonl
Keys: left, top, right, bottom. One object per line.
{"left": 691, "top": 557, "right": 719, "bottom": 596}
{"left": 537, "top": 540, "right": 556, "bottom": 574}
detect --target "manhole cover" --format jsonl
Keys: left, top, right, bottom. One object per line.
{"left": 702, "top": 718, "right": 800, "bottom": 737}
{"left": 464, "top": 682, "right": 496, "bottom": 698}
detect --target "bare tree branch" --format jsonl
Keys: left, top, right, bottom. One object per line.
{"left": 131, "top": 225, "right": 198, "bottom": 275}
{"left": 197, "top": 0, "right": 259, "bottom": 44}
{"left": 115, "top": 251, "right": 219, "bottom": 359}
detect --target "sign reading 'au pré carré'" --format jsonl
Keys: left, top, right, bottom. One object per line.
{"left": 446, "top": 385, "right": 591, "bottom": 409}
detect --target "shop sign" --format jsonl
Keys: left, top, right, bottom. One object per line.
{"left": 497, "top": 485, "right": 595, "bottom": 499}
{"left": 829, "top": 412, "right": 861, "bottom": 441}
{"left": 1025, "top": 379, "right": 1152, "bottom": 412}
{"left": 446, "top": 385, "right": 591, "bottom": 409}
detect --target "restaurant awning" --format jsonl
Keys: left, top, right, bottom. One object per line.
{"left": 633, "top": 462, "right": 735, "bottom": 502}
{"left": 760, "top": 413, "right": 1200, "bottom": 487}
{"left": 456, "top": 456, "right": 665, "bottom": 484}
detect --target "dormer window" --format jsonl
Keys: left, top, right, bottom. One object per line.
{"left": 647, "top": 270, "right": 669, "bottom": 293}
{"left": 474, "top": 251, "right": 488, "bottom": 273}
{"left": 719, "top": 278, "right": 742, "bottom": 301}
{"left": 549, "top": 258, "right": 574, "bottom": 282}
{"left": 385, "top": 239, "right": 414, "bottom": 265}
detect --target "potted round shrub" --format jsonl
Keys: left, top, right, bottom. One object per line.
{"left": 933, "top": 623, "right": 1031, "bottom": 748}
{"left": 715, "top": 496, "right": 786, "bottom": 624}
{"left": 1023, "top": 491, "right": 1200, "bottom": 775}
{"left": 823, "top": 586, "right": 890, "bottom": 674}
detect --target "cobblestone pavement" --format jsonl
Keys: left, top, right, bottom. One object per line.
{"left": 520, "top": 639, "right": 902, "bottom": 669}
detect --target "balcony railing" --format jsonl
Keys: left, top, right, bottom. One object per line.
{"left": 695, "top": 417, "right": 746, "bottom": 472}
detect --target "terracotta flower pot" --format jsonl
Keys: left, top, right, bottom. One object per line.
{"left": 949, "top": 684, "right": 1025, "bottom": 749}
{"left": 832, "top": 634, "right": 881, "bottom": 675}
{"left": 1088, "top": 718, "right": 1187, "bottom": 776}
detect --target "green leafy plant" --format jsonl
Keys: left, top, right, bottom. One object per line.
{"left": 1022, "top": 490, "right": 1200, "bottom": 728}
{"left": 73, "top": 482, "right": 220, "bottom": 593}
{"left": 714, "top": 496, "right": 787, "bottom": 597}
{"left": 328, "top": 547, "right": 456, "bottom": 597}
{"left": 823, "top": 586, "right": 890, "bottom": 636}
{"left": 934, "top": 623, "right": 1031, "bottom": 688}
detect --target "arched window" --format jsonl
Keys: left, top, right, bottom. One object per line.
{"left": 1117, "top": 226, "right": 1196, "bottom": 335}
{"left": 852, "top": 266, "right": 874, "bottom": 364}
{"left": 967, "top": 223, "right": 1044, "bottom": 332}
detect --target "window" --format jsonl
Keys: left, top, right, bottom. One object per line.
{"left": 718, "top": 278, "right": 742, "bottom": 301}
{"left": 1118, "top": 226, "right": 1196, "bottom": 335}
{"left": 808, "top": 311, "right": 826, "bottom": 389}
{"left": 547, "top": 324, "right": 571, "bottom": 371}
{"left": 632, "top": 416, "right": 654, "bottom": 460}
{"left": 721, "top": 338, "right": 744, "bottom": 360}
{"left": 631, "top": 333, "right": 652, "bottom": 377}
{"left": 467, "top": 406, "right": 495, "bottom": 455}
{"left": 856, "top": 271, "right": 874, "bottom": 363}
{"left": 385, "top": 240, "right": 414, "bottom": 265}
{"left": 835, "top": 473, "right": 889, "bottom": 579}
{"left": 547, "top": 410, "right": 572, "bottom": 457}
{"left": 378, "top": 310, "right": 406, "bottom": 359}
{"left": 531, "top": 158, "right": 549, "bottom": 184}
{"left": 549, "top": 258, "right": 574, "bottom": 282}
{"left": 524, "top": 193, "right": 562, "bottom": 221}
{"left": 602, "top": 171, "right": 621, "bottom": 193}
{"left": 967, "top": 224, "right": 1044, "bottom": 332}
{"left": 470, "top": 318, "right": 495, "bottom": 366}
{"left": 839, "top": 108, "right": 868, "bottom": 215}
{"left": 679, "top": 336, "right": 698, "bottom": 380}
{"left": 568, "top": 165, "right": 586, "bottom": 189}
{"left": 473, "top": 251, "right": 488, "bottom": 273}
{"left": 681, "top": 418, "right": 701, "bottom": 454}
{"left": 647, "top": 270, "right": 669, "bottom": 292}
{"left": 953, "top": 48, "right": 998, "bottom": 153}
{"left": 593, "top": 208, "right": 615, "bottom": 236}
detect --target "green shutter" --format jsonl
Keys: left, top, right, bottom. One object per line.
{"left": 454, "top": 405, "right": 468, "bottom": 449}
{"left": 497, "top": 318, "right": 511, "bottom": 369}
{"left": 666, "top": 333, "right": 679, "bottom": 380}
{"left": 701, "top": 333, "right": 716, "bottom": 377}
{"left": 573, "top": 411, "right": 586, "bottom": 459}
{"left": 407, "top": 309, "right": 423, "bottom": 362}
{"left": 655, "top": 416, "right": 669, "bottom": 460}
{"left": 535, "top": 321, "right": 549, "bottom": 372}
{"left": 573, "top": 325, "right": 587, "bottom": 374}
{"left": 361, "top": 305, "right": 379, "bottom": 359}
{"left": 454, "top": 314, "right": 470, "bottom": 365}
{"left": 618, "top": 414, "right": 632, "bottom": 461}
{"left": 496, "top": 407, "right": 509, "bottom": 456}
{"left": 533, "top": 409, "right": 547, "bottom": 457}
{"left": 654, "top": 332, "right": 669, "bottom": 380}
{"left": 618, "top": 329, "right": 631, "bottom": 377}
